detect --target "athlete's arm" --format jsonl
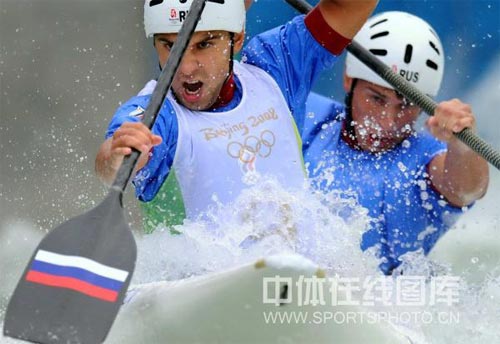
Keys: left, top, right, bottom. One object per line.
{"left": 317, "top": 0, "right": 379, "bottom": 39}
{"left": 426, "top": 99, "right": 489, "bottom": 207}
{"left": 242, "top": 1, "right": 377, "bottom": 134}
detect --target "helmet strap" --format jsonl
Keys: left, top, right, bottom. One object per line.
{"left": 229, "top": 32, "right": 234, "bottom": 76}
{"left": 206, "top": 33, "right": 236, "bottom": 110}
{"left": 154, "top": 37, "right": 163, "bottom": 72}
{"left": 342, "top": 78, "right": 360, "bottom": 148}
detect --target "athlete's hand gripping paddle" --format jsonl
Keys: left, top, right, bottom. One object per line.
{"left": 3, "top": 1, "right": 209, "bottom": 343}
{"left": 285, "top": 0, "right": 500, "bottom": 170}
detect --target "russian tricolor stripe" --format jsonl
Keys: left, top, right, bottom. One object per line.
{"left": 25, "top": 250, "right": 129, "bottom": 302}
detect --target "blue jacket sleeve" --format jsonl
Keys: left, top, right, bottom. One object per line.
{"left": 104, "top": 95, "right": 179, "bottom": 202}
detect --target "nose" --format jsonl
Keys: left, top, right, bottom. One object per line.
{"left": 177, "top": 49, "right": 200, "bottom": 77}
{"left": 379, "top": 114, "right": 396, "bottom": 129}
{"left": 375, "top": 110, "right": 401, "bottom": 135}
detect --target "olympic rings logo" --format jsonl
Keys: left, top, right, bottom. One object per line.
{"left": 227, "top": 130, "right": 276, "bottom": 163}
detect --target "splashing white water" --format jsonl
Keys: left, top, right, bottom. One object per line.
{"left": 388, "top": 250, "right": 500, "bottom": 343}
{"left": 129, "top": 175, "right": 500, "bottom": 343}
{"left": 1, "top": 177, "right": 499, "bottom": 343}
{"left": 132, "top": 178, "right": 377, "bottom": 284}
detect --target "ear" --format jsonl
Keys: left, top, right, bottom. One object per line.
{"left": 233, "top": 31, "right": 245, "bottom": 54}
{"left": 343, "top": 72, "right": 353, "bottom": 92}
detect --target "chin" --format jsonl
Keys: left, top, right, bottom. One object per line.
{"left": 186, "top": 96, "right": 217, "bottom": 111}
{"left": 185, "top": 103, "right": 205, "bottom": 111}
{"left": 361, "top": 141, "right": 395, "bottom": 154}
{"left": 177, "top": 98, "right": 206, "bottom": 111}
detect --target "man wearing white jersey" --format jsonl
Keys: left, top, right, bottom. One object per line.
{"left": 95, "top": 0, "right": 379, "bottom": 232}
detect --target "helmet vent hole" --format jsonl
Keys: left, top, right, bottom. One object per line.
{"left": 370, "top": 31, "right": 389, "bottom": 40}
{"left": 429, "top": 28, "right": 439, "bottom": 39}
{"left": 370, "top": 18, "right": 388, "bottom": 28}
{"left": 429, "top": 41, "right": 441, "bottom": 55}
{"left": 149, "top": 0, "right": 163, "bottom": 7}
{"left": 426, "top": 60, "right": 438, "bottom": 70}
{"left": 404, "top": 44, "right": 413, "bottom": 63}
{"left": 369, "top": 49, "right": 387, "bottom": 56}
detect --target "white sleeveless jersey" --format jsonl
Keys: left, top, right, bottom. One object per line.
{"left": 170, "top": 62, "right": 305, "bottom": 218}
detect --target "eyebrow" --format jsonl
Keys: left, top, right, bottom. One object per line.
{"left": 366, "top": 86, "right": 388, "bottom": 99}
{"left": 198, "top": 32, "right": 226, "bottom": 41}
{"left": 156, "top": 32, "right": 225, "bottom": 46}
{"left": 367, "top": 86, "right": 407, "bottom": 102}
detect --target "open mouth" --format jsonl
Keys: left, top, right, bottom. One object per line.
{"left": 183, "top": 81, "right": 203, "bottom": 95}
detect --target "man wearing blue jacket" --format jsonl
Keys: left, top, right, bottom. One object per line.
{"left": 303, "top": 11, "right": 489, "bottom": 274}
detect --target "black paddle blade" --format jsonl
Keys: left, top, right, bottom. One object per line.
{"left": 3, "top": 190, "right": 136, "bottom": 344}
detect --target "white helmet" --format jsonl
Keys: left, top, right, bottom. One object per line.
{"left": 144, "top": 0, "right": 246, "bottom": 38}
{"left": 346, "top": 11, "right": 445, "bottom": 97}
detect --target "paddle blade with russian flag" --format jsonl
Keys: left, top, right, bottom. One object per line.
{"left": 26, "top": 250, "right": 128, "bottom": 303}
{"left": 3, "top": 190, "right": 136, "bottom": 344}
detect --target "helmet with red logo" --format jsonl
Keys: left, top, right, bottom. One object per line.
{"left": 144, "top": 0, "right": 246, "bottom": 38}
{"left": 345, "top": 11, "right": 445, "bottom": 97}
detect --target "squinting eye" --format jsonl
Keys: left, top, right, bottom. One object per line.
{"left": 198, "top": 41, "right": 212, "bottom": 49}
{"left": 372, "top": 96, "right": 385, "bottom": 105}
{"left": 159, "top": 41, "right": 172, "bottom": 50}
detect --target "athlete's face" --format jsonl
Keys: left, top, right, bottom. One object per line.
{"left": 345, "top": 76, "right": 421, "bottom": 153}
{"left": 154, "top": 30, "right": 244, "bottom": 111}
